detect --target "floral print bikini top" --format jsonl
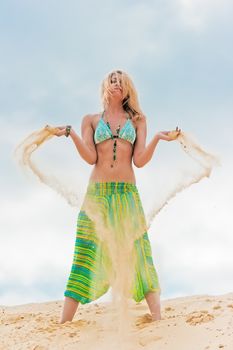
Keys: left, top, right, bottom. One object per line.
{"left": 94, "top": 111, "right": 136, "bottom": 145}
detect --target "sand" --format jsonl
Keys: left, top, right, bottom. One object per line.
{"left": 1, "top": 292, "right": 233, "bottom": 350}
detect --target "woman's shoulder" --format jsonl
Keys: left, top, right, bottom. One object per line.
{"left": 81, "top": 113, "right": 102, "bottom": 129}
{"left": 131, "top": 113, "right": 147, "bottom": 128}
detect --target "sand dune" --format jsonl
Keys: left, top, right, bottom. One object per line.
{"left": 1, "top": 292, "right": 233, "bottom": 350}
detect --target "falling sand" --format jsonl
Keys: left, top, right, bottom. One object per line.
{"left": 13, "top": 125, "right": 221, "bottom": 347}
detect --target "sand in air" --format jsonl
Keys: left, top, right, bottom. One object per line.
{"left": 12, "top": 124, "right": 221, "bottom": 348}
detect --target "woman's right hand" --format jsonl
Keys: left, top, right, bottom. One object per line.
{"left": 46, "top": 125, "right": 66, "bottom": 137}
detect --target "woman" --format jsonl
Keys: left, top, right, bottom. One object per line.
{"left": 55, "top": 69, "right": 180, "bottom": 324}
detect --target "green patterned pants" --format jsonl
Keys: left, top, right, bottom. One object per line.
{"left": 64, "top": 182, "right": 161, "bottom": 304}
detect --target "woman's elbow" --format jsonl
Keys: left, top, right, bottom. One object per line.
{"left": 83, "top": 153, "right": 97, "bottom": 165}
{"left": 133, "top": 158, "right": 144, "bottom": 168}
{"left": 133, "top": 155, "right": 151, "bottom": 168}
{"left": 86, "top": 160, "right": 95, "bottom": 165}
{"left": 86, "top": 156, "right": 97, "bottom": 165}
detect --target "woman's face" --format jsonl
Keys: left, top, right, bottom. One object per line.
{"left": 109, "top": 73, "right": 123, "bottom": 99}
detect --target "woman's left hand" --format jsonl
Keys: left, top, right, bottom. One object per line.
{"left": 157, "top": 126, "right": 181, "bottom": 141}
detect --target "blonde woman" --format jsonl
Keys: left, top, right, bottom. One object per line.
{"left": 56, "top": 69, "right": 180, "bottom": 324}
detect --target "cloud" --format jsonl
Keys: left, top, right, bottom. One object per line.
{"left": 177, "top": 0, "right": 233, "bottom": 31}
{"left": 1, "top": 0, "right": 233, "bottom": 305}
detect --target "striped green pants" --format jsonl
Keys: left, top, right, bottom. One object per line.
{"left": 64, "top": 182, "right": 160, "bottom": 304}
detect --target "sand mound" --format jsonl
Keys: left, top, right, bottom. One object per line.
{"left": 1, "top": 292, "right": 233, "bottom": 350}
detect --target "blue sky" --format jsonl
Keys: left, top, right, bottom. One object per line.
{"left": 0, "top": 0, "right": 233, "bottom": 306}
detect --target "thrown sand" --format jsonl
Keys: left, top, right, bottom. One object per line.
{"left": 1, "top": 292, "right": 233, "bottom": 350}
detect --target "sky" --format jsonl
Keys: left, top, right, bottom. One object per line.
{"left": 0, "top": 0, "right": 233, "bottom": 306}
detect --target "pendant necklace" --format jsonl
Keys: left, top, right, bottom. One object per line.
{"left": 104, "top": 111, "right": 121, "bottom": 168}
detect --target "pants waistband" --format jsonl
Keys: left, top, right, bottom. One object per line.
{"left": 87, "top": 182, "right": 138, "bottom": 195}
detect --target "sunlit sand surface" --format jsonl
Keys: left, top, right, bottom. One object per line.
{"left": 1, "top": 292, "right": 233, "bottom": 350}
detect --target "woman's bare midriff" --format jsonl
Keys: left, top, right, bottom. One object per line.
{"left": 89, "top": 114, "right": 137, "bottom": 184}
{"left": 89, "top": 140, "right": 136, "bottom": 184}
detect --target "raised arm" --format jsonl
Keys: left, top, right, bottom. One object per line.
{"left": 133, "top": 115, "right": 180, "bottom": 168}
{"left": 54, "top": 115, "right": 97, "bottom": 164}
{"left": 133, "top": 115, "right": 159, "bottom": 168}
{"left": 69, "top": 115, "right": 97, "bottom": 165}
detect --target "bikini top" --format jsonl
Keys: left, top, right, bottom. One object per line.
{"left": 94, "top": 111, "right": 136, "bottom": 145}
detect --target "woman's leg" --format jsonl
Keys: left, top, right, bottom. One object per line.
{"left": 60, "top": 296, "right": 80, "bottom": 324}
{"left": 145, "top": 290, "right": 161, "bottom": 321}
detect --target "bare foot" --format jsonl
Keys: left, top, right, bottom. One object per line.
{"left": 151, "top": 312, "right": 161, "bottom": 321}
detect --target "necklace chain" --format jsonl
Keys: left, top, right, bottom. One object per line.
{"left": 104, "top": 111, "right": 128, "bottom": 133}
{"left": 103, "top": 110, "right": 128, "bottom": 167}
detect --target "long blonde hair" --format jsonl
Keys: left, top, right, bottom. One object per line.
{"left": 100, "top": 69, "right": 144, "bottom": 121}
